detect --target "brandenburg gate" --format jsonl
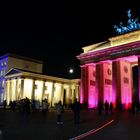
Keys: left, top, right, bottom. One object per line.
{"left": 77, "top": 30, "right": 140, "bottom": 109}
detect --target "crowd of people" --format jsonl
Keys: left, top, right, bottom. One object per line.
{"left": 3, "top": 98, "right": 49, "bottom": 119}
{"left": 2, "top": 98, "right": 140, "bottom": 125}
{"left": 2, "top": 98, "right": 82, "bottom": 125}
{"left": 97, "top": 100, "right": 113, "bottom": 115}
{"left": 97, "top": 100, "right": 140, "bottom": 115}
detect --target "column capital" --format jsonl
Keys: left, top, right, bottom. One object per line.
{"left": 85, "top": 63, "right": 95, "bottom": 66}
{"left": 80, "top": 65, "right": 87, "bottom": 68}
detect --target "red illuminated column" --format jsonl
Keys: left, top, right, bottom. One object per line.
{"left": 80, "top": 64, "right": 97, "bottom": 108}
{"left": 87, "top": 64, "right": 97, "bottom": 108}
{"left": 80, "top": 65, "right": 88, "bottom": 105}
{"left": 112, "top": 60, "right": 120, "bottom": 108}
{"left": 119, "top": 60, "right": 132, "bottom": 109}
{"left": 102, "top": 62, "right": 112, "bottom": 104}
{"left": 96, "top": 63, "right": 103, "bottom": 104}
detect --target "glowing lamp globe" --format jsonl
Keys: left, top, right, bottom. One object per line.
{"left": 69, "top": 68, "right": 74, "bottom": 74}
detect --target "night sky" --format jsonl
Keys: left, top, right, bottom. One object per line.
{"left": 0, "top": 1, "right": 139, "bottom": 79}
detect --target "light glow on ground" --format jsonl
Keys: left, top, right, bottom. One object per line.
{"left": 69, "top": 119, "right": 114, "bottom": 140}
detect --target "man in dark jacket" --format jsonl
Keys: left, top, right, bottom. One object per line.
{"left": 71, "top": 98, "right": 82, "bottom": 124}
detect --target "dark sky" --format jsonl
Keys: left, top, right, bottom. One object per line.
{"left": 0, "top": 1, "right": 139, "bottom": 79}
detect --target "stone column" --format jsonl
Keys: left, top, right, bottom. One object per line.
{"left": 71, "top": 86, "right": 75, "bottom": 103}
{"left": 75, "top": 84, "right": 79, "bottom": 101}
{"left": 102, "top": 61, "right": 112, "bottom": 104}
{"left": 15, "top": 78, "right": 18, "bottom": 101}
{"left": 68, "top": 85, "right": 72, "bottom": 105}
{"left": 31, "top": 79, "right": 35, "bottom": 101}
{"left": 60, "top": 83, "right": 64, "bottom": 102}
{"left": 50, "top": 82, "right": 55, "bottom": 107}
{"left": 80, "top": 65, "right": 88, "bottom": 105}
{"left": 56, "top": 83, "right": 62, "bottom": 102}
{"left": 5, "top": 80, "right": 9, "bottom": 104}
{"left": 113, "top": 59, "right": 132, "bottom": 109}
{"left": 9, "top": 80, "right": 12, "bottom": 101}
{"left": 66, "top": 85, "right": 70, "bottom": 105}
{"left": 96, "top": 63, "right": 104, "bottom": 103}
{"left": 76, "top": 84, "right": 80, "bottom": 102}
{"left": 20, "top": 78, "right": 24, "bottom": 99}
{"left": 41, "top": 81, "right": 46, "bottom": 101}
{"left": 8, "top": 80, "right": 11, "bottom": 105}
{"left": 112, "top": 60, "right": 121, "bottom": 107}
{"left": 87, "top": 64, "right": 96, "bottom": 108}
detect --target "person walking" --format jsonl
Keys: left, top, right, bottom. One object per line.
{"left": 56, "top": 101, "right": 64, "bottom": 125}
{"left": 71, "top": 98, "right": 82, "bottom": 125}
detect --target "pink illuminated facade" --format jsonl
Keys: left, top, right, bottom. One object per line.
{"left": 77, "top": 30, "right": 140, "bottom": 109}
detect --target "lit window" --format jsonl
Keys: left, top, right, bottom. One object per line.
{"left": 1, "top": 63, "right": 3, "bottom": 66}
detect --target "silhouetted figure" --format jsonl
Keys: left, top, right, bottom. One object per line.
{"left": 109, "top": 102, "right": 113, "bottom": 114}
{"left": 3, "top": 100, "right": 7, "bottom": 110}
{"left": 132, "top": 102, "right": 140, "bottom": 114}
{"left": 12, "top": 101, "right": 16, "bottom": 110}
{"left": 97, "top": 100, "right": 103, "bottom": 115}
{"left": 20, "top": 97, "right": 30, "bottom": 121}
{"left": 132, "top": 102, "right": 136, "bottom": 114}
{"left": 104, "top": 100, "right": 109, "bottom": 115}
{"left": 35, "top": 100, "right": 40, "bottom": 112}
{"left": 23, "top": 97, "right": 30, "bottom": 121}
{"left": 42, "top": 98, "right": 49, "bottom": 118}
{"left": 121, "top": 103, "right": 125, "bottom": 112}
{"left": 71, "top": 98, "right": 82, "bottom": 125}
{"left": 56, "top": 101, "right": 64, "bottom": 125}
{"left": 9, "top": 101, "right": 13, "bottom": 110}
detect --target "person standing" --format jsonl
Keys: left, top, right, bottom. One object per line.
{"left": 24, "top": 97, "right": 30, "bottom": 118}
{"left": 3, "top": 100, "right": 7, "bottom": 110}
{"left": 42, "top": 98, "right": 49, "bottom": 118}
{"left": 104, "top": 100, "right": 109, "bottom": 115}
{"left": 71, "top": 98, "right": 82, "bottom": 125}
{"left": 35, "top": 100, "right": 40, "bottom": 112}
{"left": 97, "top": 100, "right": 103, "bottom": 115}
{"left": 56, "top": 101, "right": 64, "bottom": 125}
